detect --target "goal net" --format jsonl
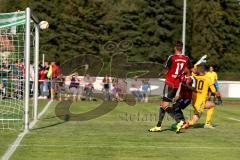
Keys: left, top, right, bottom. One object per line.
{"left": 0, "top": 9, "right": 40, "bottom": 131}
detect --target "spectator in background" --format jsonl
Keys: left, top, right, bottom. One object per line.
{"left": 131, "top": 76, "right": 143, "bottom": 102}
{"left": 64, "top": 75, "right": 71, "bottom": 99}
{"left": 55, "top": 74, "right": 65, "bottom": 101}
{"left": 19, "top": 60, "right": 24, "bottom": 99}
{"left": 0, "top": 60, "right": 10, "bottom": 91}
{"left": 206, "top": 65, "right": 222, "bottom": 105}
{"left": 29, "top": 64, "right": 34, "bottom": 97}
{"left": 69, "top": 73, "right": 81, "bottom": 101}
{"left": 11, "top": 61, "right": 19, "bottom": 78}
{"left": 0, "top": 81, "right": 5, "bottom": 99}
{"left": 47, "top": 61, "right": 60, "bottom": 98}
{"left": 43, "top": 61, "right": 51, "bottom": 99}
{"left": 0, "top": 34, "right": 14, "bottom": 52}
{"left": 112, "top": 78, "right": 122, "bottom": 101}
{"left": 19, "top": 60, "right": 24, "bottom": 79}
{"left": 38, "top": 66, "right": 44, "bottom": 98}
{"left": 83, "top": 74, "right": 95, "bottom": 101}
{"left": 118, "top": 78, "right": 127, "bottom": 101}
{"left": 102, "top": 74, "right": 111, "bottom": 101}
{"left": 38, "top": 62, "right": 49, "bottom": 99}
{"left": 11, "top": 61, "right": 21, "bottom": 98}
{"left": 142, "top": 79, "right": 151, "bottom": 103}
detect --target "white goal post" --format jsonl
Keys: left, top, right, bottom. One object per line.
{"left": 24, "top": 7, "right": 40, "bottom": 131}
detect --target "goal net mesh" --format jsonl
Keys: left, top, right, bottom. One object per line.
{"left": 0, "top": 11, "right": 34, "bottom": 130}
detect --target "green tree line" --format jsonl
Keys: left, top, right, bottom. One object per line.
{"left": 0, "top": 0, "right": 240, "bottom": 79}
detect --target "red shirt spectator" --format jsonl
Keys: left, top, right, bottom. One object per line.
{"left": 39, "top": 69, "right": 46, "bottom": 81}
{"left": 51, "top": 63, "right": 60, "bottom": 78}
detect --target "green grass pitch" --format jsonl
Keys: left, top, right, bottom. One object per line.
{"left": 1, "top": 99, "right": 240, "bottom": 160}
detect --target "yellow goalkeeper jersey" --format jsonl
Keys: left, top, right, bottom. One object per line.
{"left": 192, "top": 74, "right": 216, "bottom": 113}
{"left": 206, "top": 71, "right": 218, "bottom": 84}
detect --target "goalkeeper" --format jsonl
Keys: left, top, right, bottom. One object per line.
{"left": 187, "top": 63, "right": 217, "bottom": 129}
{"left": 206, "top": 65, "right": 222, "bottom": 105}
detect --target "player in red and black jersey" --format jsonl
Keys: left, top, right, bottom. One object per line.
{"left": 170, "top": 67, "right": 193, "bottom": 127}
{"left": 149, "top": 41, "right": 191, "bottom": 133}
{"left": 164, "top": 54, "right": 190, "bottom": 90}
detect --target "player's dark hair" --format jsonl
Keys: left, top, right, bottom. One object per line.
{"left": 56, "top": 61, "right": 60, "bottom": 66}
{"left": 209, "top": 64, "right": 214, "bottom": 68}
{"left": 175, "top": 41, "right": 183, "bottom": 51}
{"left": 188, "top": 63, "right": 194, "bottom": 69}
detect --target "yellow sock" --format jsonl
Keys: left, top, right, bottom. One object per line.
{"left": 205, "top": 107, "right": 214, "bottom": 124}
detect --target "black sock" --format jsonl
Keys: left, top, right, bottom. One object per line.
{"left": 174, "top": 107, "right": 185, "bottom": 123}
{"left": 165, "top": 107, "right": 184, "bottom": 123}
{"left": 157, "top": 108, "right": 166, "bottom": 127}
{"left": 165, "top": 107, "right": 176, "bottom": 119}
{"left": 217, "top": 96, "right": 222, "bottom": 103}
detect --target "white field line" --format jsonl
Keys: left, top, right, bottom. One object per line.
{"left": 29, "top": 100, "right": 53, "bottom": 129}
{"left": 0, "top": 119, "right": 22, "bottom": 121}
{"left": 228, "top": 117, "right": 240, "bottom": 122}
{"left": 1, "top": 100, "right": 53, "bottom": 160}
{"left": 16, "top": 144, "right": 240, "bottom": 150}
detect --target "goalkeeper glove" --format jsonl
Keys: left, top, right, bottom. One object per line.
{"left": 195, "top": 55, "right": 207, "bottom": 65}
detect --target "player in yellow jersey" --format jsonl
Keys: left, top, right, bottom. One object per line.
{"left": 188, "top": 64, "right": 216, "bottom": 129}
{"left": 206, "top": 65, "right": 222, "bottom": 105}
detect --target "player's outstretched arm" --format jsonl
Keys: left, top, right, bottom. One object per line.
{"left": 195, "top": 55, "right": 207, "bottom": 65}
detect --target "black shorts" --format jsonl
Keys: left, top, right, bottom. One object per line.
{"left": 173, "top": 99, "right": 191, "bottom": 110}
{"left": 104, "top": 84, "right": 110, "bottom": 90}
{"left": 162, "top": 84, "right": 178, "bottom": 102}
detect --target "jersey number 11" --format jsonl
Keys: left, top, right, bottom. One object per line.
{"left": 175, "top": 63, "right": 184, "bottom": 75}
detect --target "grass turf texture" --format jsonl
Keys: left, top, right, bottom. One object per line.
{"left": 0, "top": 100, "right": 49, "bottom": 156}
{"left": 1, "top": 100, "right": 240, "bottom": 160}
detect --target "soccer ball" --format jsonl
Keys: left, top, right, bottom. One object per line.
{"left": 39, "top": 21, "right": 49, "bottom": 30}
{"left": 171, "top": 123, "right": 177, "bottom": 130}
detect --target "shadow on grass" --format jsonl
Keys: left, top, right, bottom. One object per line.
{"left": 55, "top": 100, "right": 119, "bottom": 121}
{"left": 193, "top": 123, "right": 205, "bottom": 128}
{"left": 193, "top": 123, "right": 218, "bottom": 128}
{"left": 31, "top": 115, "right": 70, "bottom": 131}
{"left": 147, "top": 128, "right": 187, "bottom": 134}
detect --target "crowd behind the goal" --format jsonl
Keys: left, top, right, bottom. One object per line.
{"left": 0, "top": 60, "right": 152, "bottom": 102}
{"left": 38, "top": 61, "right": 151, "bottom": 102}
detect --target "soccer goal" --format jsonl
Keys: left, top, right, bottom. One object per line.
{"left": 0, "top": 8, "right": 40, "bottom": 131}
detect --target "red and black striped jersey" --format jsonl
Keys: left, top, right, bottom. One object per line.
{"left": 165, "top": 54, "right": 190, "bottom": 88}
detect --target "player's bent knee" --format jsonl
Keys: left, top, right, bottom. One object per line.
{"left": 216, "top": 91, "right": 220, "bottom": 97}
{"left": 206, "top": 101, "right": 215, "bottom": 109}
{"left": 160, "top": 101, "right": 170, "bottom": 108}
